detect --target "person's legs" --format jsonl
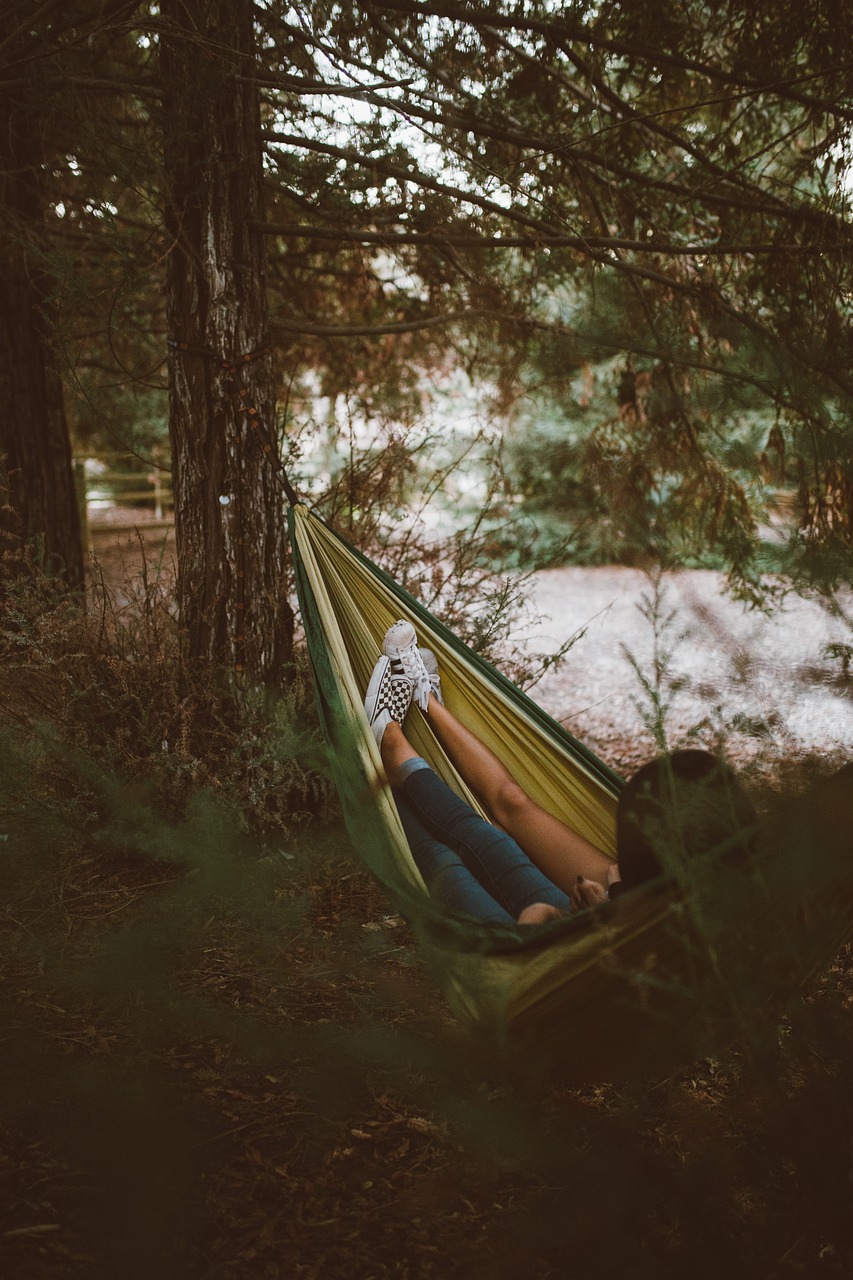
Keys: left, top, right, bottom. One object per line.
{"left": 398, "top": 761, "right": 572, "bottom": 917}
{"left": 381, "top": 724, "right": 567, "bottom": 922}
{"left": 380, "top": 718, "right": 422, "bottom": 777}
{"left": 394, "top": 785, "right": 517, "bottom": 924}
{"left": 424, "top": 695, "right": 613, "bottom": 895}
{"left": 365, "top": 641, "right": 573, "bottom": 922}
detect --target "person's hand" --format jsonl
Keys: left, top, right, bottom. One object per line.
{"left": 570, "top": 875, "right": 607, "bottom": 912}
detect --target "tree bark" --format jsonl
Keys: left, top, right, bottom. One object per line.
{"left": 160, "top": 0, "right": 292, "bottom": 682}
{"left": 0, "top": 33, "right": 83, "bottom": 590}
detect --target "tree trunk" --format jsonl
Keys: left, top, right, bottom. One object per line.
{"left": 0, "top": 34, "right": 83, "bottom": 590}
{"left": 160, "top": 0, "right": 292, "bottom": 683}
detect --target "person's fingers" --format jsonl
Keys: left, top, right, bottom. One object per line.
{"left": 571, "top": 875, "right": 606, "bottom": 910}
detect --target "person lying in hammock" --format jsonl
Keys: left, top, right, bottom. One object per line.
{"left": 364, "top": 620, "right": 757, "bottom": 926}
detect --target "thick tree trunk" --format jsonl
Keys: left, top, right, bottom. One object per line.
{"left": 0, "top": 39, "right": 83, "bottom": 589}
{"left": 160, "top": 0, "right": 292, "bottom": 682}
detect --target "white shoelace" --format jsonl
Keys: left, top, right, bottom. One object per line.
{"left": 390, "top": 648, "right": 432, "bottom": 712}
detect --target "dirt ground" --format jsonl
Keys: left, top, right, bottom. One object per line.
{"left": 87, "top": 514, "right": 177, "bottom": 604}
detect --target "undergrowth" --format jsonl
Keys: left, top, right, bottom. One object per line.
{"left": 1, "top": 550, "right": 852, "bottom": 1279}
{"left": 0, "top": 549, "right": 334, "bottom": 839}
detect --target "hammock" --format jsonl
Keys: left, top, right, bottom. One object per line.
{"left": 289, "top": 502, "right": 853, "bottom": 1083}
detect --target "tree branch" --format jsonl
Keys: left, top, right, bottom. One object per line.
{"left": 263, "top": 129, "right": 562, "bottom": 235}
{"left": 253, "top": 220, "right": 847, "bottom": 256}
{"left": 258, "top": 75, "right": 850, "bottom": 237}
{"left": 370, "top": 0, "right": 853, "bottom": 121}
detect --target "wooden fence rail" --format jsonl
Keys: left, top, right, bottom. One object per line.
{"left": 74, "top": 453, "right": 174, "bottom": 550}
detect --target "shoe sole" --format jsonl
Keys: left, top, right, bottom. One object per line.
{"left": 419, "top": 648, "right": 442, "bottom": 703}
{"left": 364, "top": 655, "right": 392, "bottom": 721}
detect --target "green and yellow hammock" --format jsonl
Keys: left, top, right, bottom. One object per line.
{"left": 289, "top": 502, "right": 853, "bottom": 1082}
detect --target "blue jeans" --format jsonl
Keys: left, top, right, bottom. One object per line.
{"left": 394, "top": 759, "right": 570, "bottom": 923}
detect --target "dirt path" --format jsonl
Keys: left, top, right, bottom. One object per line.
{"left": 88, "top": 516, "right": 176, "bottom": 602}
{"left": 525, "top": 565, "right": 853, "bottom": 778}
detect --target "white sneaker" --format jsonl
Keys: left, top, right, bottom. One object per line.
{"left": 381, "top": 620, "right": 433, "bottom": 712}
{"left": 364, "top": 655, "right": 413, "bottom": 747}
{"left": 419, "top": 648, "right": 443, "bottom": 705}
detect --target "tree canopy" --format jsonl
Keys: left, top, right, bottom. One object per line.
{"left": 257, "top": 0, "right": 853, "bottom": 593}
{"left": 3, "top": 0, "right": 851, "bottom": 615}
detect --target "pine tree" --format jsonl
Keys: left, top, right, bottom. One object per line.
{"left": 160, "top": 0, "right": 293, "bottom": 680}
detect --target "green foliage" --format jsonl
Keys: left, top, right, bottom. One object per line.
{"left": 502, "top": 345, "right": 800, "bottom": 593}
{"left": 5, "top": 3, "right": 851, "bottom": 1254}
{"left": 0, "top": 731, "right": 340, "bottom": 1277}
{"left": 620, "top": 571, "right": 689, "bottom": 754}
{"left": 2, "top": 713, "right": 852, "bottom": 1277}
{"left": 301, "top": 421, "right": 589, "bottom": 686}
{"left": 823, "top": 640, "right": 853, "bottom": 675}
{"left": 16, "top": 0, "right": 849, "bottom": 598}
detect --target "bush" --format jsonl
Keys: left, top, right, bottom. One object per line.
{"left": 0, "top": 549, "right": 335, "bottom": 840}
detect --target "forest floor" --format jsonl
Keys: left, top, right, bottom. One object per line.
{"left": 3, "top": 518, "right": 850, "bottom": 1280}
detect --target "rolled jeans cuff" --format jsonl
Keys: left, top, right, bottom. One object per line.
{"left": 396, "top": 756, "right": 431, "bottom": 782}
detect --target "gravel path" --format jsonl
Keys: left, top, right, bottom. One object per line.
{"left": 524, "top": 566, "right": 853, "bottom": 778}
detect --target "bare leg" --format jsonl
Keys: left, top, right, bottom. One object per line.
{"left": 425, "top": 695, "right": 613, "bottom": 894}
{"left": 380, "top": 721, "right": 420, "bottom": 784}
{"left": 380, "top": 721, "right": 567, "bottom": 924}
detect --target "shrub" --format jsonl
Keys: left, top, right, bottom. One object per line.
{"left": 0, "top": 548, "right": 335, "bottom": 841}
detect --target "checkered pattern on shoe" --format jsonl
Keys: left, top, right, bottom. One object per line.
{"left": 364, "top": 655, "right": 413, "bottom": 747}
{"left": 379, "top": 669, "right": 412, "bottom": 722}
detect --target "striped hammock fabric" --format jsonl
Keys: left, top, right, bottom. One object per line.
{"left": 289, "top": 503, "right": 853, "bottom": 1082}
